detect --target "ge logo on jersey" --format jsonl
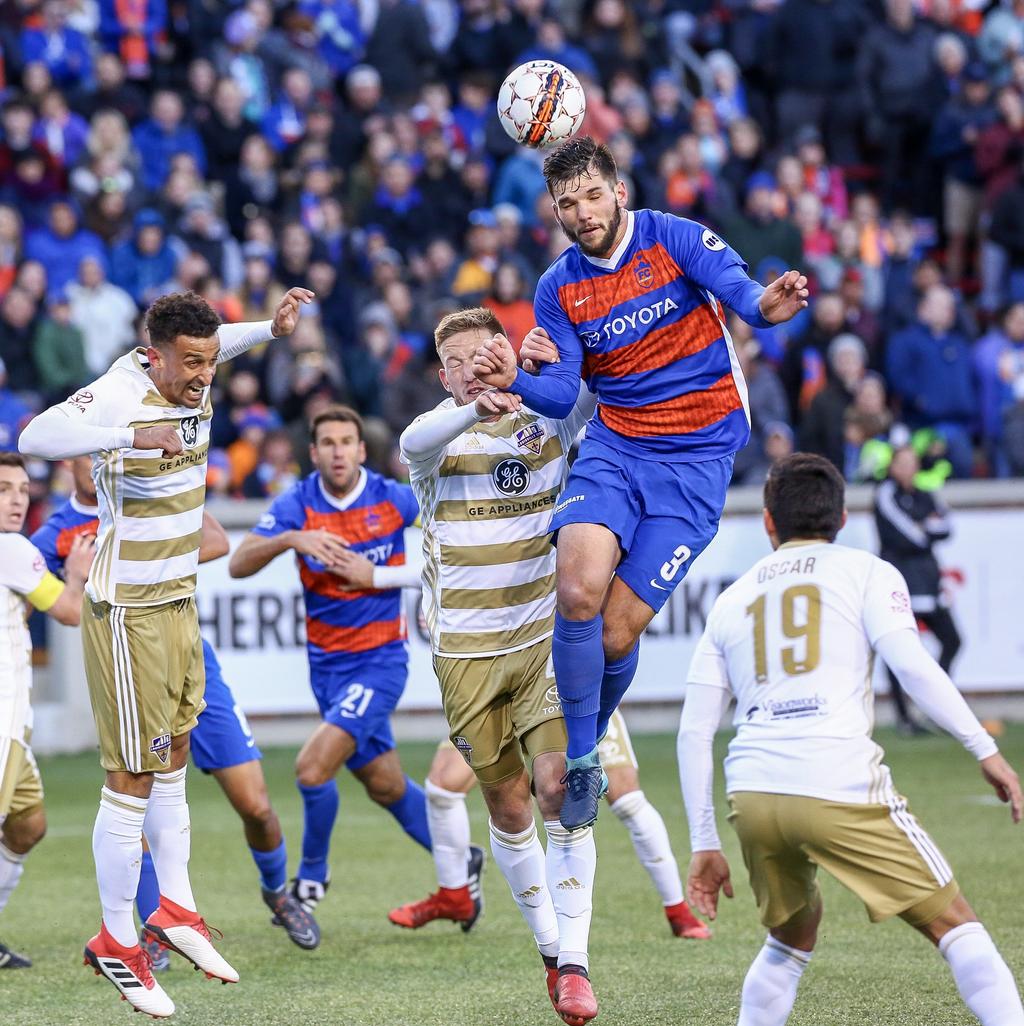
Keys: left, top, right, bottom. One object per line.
{"left": 650, "top": 544, "right": 692, "bottom": 591}
{"left": 493, "top": 458, "right": 530, "bottom": 496}
{"left": 180, "top": 416, "right": 199, "bottom": 447}
{"left": 701, "top": 229, "right": 726, "bottom": 252}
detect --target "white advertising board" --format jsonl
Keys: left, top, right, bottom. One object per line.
{"left": 195, "top": 510, "right": 1024, "bottom": 716}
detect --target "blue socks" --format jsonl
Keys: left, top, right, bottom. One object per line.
{"left": 135, "top": 849, "right": 160, "bottom": 923}
{"left": 385, "top": 776, "right": 432, "bottom": 851}
{"left": 250, "top": 840, "right": 288, "bottom": 892}
{"left": 298, "top": 780, "right": 339, "bottom": 883}
{"left": 596, "top": 641, "right": 640, "bottom": 740}
{"left": 553, "top": 612, "right": 605, "bottom": 759}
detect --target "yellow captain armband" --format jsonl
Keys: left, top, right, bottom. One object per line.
{"left": 26, "top": 572, "right": 64, "bottom": 613}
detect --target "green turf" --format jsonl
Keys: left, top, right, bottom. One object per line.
{"left": 3, "top": 726, "right": 1022, "bottom": 1025}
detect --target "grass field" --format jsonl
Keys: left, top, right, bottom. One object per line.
{"left": 3, "top": 725, "right": 1022, "bottom": 1026}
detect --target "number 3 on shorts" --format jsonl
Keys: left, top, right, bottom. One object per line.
{"left": 338, "top": 683, "right": 375, "bottom": 719}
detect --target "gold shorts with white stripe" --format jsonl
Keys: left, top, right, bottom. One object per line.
{"left": 82, "top": 596, "right": 206, "bottom": 773}
{"left": 0, "top": 738, "right": 43, "bottom": 823}
{"left": 597, "top": 709, "right": 638, "bottom": 772}
{"left": 727, "top": 791, "right": 959, "bottom": 929}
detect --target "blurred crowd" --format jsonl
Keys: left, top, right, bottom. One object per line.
{"left": 4, "top": 0, "right": 1024, "bottom": 518}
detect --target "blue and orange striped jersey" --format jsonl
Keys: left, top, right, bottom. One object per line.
{"left": 252, "top": 468, "right": 419, "bottom": 672}
{"left": 31, "top": 496, "right": 99, "bottom": 576}
{"left": 513, "top": 208, "right": 773, "bottom": 462}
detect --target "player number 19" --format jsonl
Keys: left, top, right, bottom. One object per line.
{"left": 745, "top": 584, "right": 822, "bottom": 683}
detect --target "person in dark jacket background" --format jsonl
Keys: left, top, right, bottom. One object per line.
{"left": 874, "top": 446, "right": 963, "bottom": 733}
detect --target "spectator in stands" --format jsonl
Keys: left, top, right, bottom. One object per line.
{"left": 20, "top": 1, "right": 92, "bottom": 90}
{"left": 975, "top": 302, "right": 1024, "bottom": 475}
{"left": 881, "top": 214, "right": 928, "bottom": 334}
{"left": 109, "top": 207, "right": 176, "bottom": 305}
{"left": 987, "top": 156, "right": 1024, "bottom": 307}
{"left": 843, "top": 373, "right": 896, "bottom": 482}
{"left": 801, "top": 333, "right": 868, "bottom": 472}
{"left": 261, "top": 66, "right": 314, "bottom": 153}
{"left": 24, "top": 197, "right": 106, "bottom": 298}
{"left": 14, "top": 260, "right": 48, "bottom": 307}
{"left": 720, "top": 172, "right": 802, "bottom": 277}
{"left": 484, "top": 261, "right": 534, "bottom": 352}
{"left": 857, "top": 0, "right": 940, "bottom": 214}
{"left": 364, "top": 0, "right": 437, "bottom": 102}
{"left": 67, "top": 255, "right": 137, "bottom": 375}
{"left": 201, "top": 78, "right": 255, "bottom": 183}
{"left": 732, "top": 329, "right": 790, "bottom": 485}
{"left": 241, "top": 428, "right": 299, "bottom": 499}
{"left": 214, "top": 9, "right": 272, "bottom": 123}
{"left": 32, "top": 288, "right": 88, "bottom": 400}
{"left": 930, "top": 62, "right": 998, "bottom": 285}
{"left": 0, "top": 286, "right": 40, "bottom": 393}
{"left": 780, "top": 291, "right": 846, "bottom": 422}
{"left": 97, "top": 0, "right": 168, "bottom": 81}
{"left": 0, "top": 357, "right": 32, "bottom": 452}
{"left": 131, "top": 89, "right": 206, "bottom": 192}
{"left": 173, "top": 192, "right": 243, "bottom": 291}
{"left": 73, "top": 52, "right": 147, "bottom": 123}
{"left": 33, "top": 88, "right": 88, "bottom": 169}
{"left": 451, "top": 208, "right": 501, "bottom": 299}
{"left": 886, "top": 284, "right": 977, "bottom": 477}
{"left": 0, "top": 204, "right": 20, "bottom": 295}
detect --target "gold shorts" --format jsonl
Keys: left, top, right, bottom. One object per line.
{"left": 82, "top": 596, "right": 206, "bottom": 773}
{"left": 728, "top": 792, "right": 959, "bottom": 929}
{"left": 0, "top": 738, "right": 44, "bottom": 823}
{"left": 434, "top": 640, "right": 566, "bottom": 787}
{"left": 598, "top": 709, "right": 637, "bottom": 772}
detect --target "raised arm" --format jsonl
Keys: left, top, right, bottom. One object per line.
{"left": 400, "top": 389, "right": 522, "bottom": 463}
{"left": 19, "top": 404, "right": 136, "bottom": 459}
{"left": 216, "top": 287, "right": 315, "bottom": 363}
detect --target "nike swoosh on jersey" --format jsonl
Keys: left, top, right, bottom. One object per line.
{"left": 650, "top": 579, "right": 668, "bottom": 591}
{"left": 574, "top": 295, "right": 592, "bottom": 307}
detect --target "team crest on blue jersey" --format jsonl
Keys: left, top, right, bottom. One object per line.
{"left": 580, "top": 330, "right": 601, "bottom": 349}
{"left": 515, "top": 423, "right": 544, "bottom": 455}
{"left": 365, "top": 510, "right": 382, "bottom": 533}
{"left": 634, "top": 258, "right": 654, "bottom": 289}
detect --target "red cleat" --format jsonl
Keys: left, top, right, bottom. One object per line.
{"left": 83, "top": 922, "right": 175, "bottom": 1018}
{"left": 665, "top": 900, "right": 711, "bottom": 939}
{"left": 143, "top": 897, "right": 238, "bottom": 983}
{"left": 554, "top": 968, "right": 598, "bottom": 1026}
{"left": 387, "top": 886, "right": 475, "bottom": 929}
{"left": 543, "top": 954, "right": 559, "bottom": 1010}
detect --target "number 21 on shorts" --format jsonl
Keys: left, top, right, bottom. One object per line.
{"left": 338, "top": 683, "right": 375, "bottom": 719}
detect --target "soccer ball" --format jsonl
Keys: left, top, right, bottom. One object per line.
{"left": 497, "top": 60, "right": 587, "bottom": 149}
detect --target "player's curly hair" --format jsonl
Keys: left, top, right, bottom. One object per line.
{"left": 145, "top": 291, "right": 221, "bottom": 348}
{"left": 764, "top": 453, "right": 845, "bottom": 543}
{"left": 542, "top": 136, "right": 617, "bottom": 196}
{"left": 433, "top": 307, "right": 506, "bottom": 354}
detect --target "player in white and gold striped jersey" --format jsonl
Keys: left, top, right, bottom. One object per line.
{"left": 0, "top": 453, "right": 94, "bottom": 970}
{"left": 19, "top": 287, "right": 311, "bottom": 1015}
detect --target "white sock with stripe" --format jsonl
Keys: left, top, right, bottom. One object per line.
{"left": 544, "top": 820, "right": 595, "bottom": 971}
{"left": 0, "top": 840, "right": 25, "bottom": 914}
{"left": 93, "top": 787, "right": 148, "bottom": 948}
{"left": 737, "top": 935, "right": 811, "bottom": 1026}
{"left": 426, "top": 780, "right": 470, "bottom": 889}
{"left": 489, "top": 819, "right": 560, "bottom": 958}
{"left": 144, "top": 767, "right": 196, "bottom": 913}
{"left": 609, "top": 790, "right": 684, "bottom": 906}
{"left": 940, "top": 921, "right": 1024, "bottom": 1026}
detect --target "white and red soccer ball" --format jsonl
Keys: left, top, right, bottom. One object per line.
{"left": 497, "top": 60, "right": 587, "bottom": 150}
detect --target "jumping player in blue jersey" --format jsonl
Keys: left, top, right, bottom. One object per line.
{"left": 473, "top": 137, "right": 809, "bottom": 830}
{"left": 32, "top": 457, "right": 320, "bottom": 959}
{"left": 228, "top": 406, "right": 470, "bottom": 926}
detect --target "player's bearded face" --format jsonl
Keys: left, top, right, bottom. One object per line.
{"left": 553, "top": 174, "right": 624, "bottom": 257}
{"left": 312, "top": 423, "right": 366, "bottom": 496}
{"left": 148, "top": 335, "right": 220, "bottom": 409}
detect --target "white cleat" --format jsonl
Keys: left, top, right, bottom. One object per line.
{"left": 144, "top": 902, "right": 239, "bottom": 985}
{"left": 84, "top": 927, "right": 175, "bottom": 1019}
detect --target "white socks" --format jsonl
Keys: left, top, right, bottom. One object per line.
{"left": 609, "top": 790, "right": 684, "bottom": 907}
{"left": 737, "top": 936, "right": 811, "bottom": 1026}
{"left": 489, "top": 819, "right": 559, "bottom": 958}
{"left": 544, "top": 820, "right": 596, "bottom": 971}
{"left": 144, "top": 767, "right": 196, "bottom": 912}
{"left": 426, "top": 780, "right": 470, "bottom": 889}
{"left": 940, "top": 922, "right": 1024, "bottom": 1026}
{"left": 93, "top": 787, "right": 147, "bottom": 947}
{"left": 0, "top": 840, "right": 25, "bottom": 915}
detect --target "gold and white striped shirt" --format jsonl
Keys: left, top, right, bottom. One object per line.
{"left": 405, "top": 397, "right": 590, "bottom": 659}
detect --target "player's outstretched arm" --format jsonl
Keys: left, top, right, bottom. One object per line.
{"left": 19, "top": 404, "right": 136, "bottom": 460}
{"left": 400, "top": 388, "right": 520, "bottom": 462}
{"left": 216, "top": 287, "right": 315, "bottom": 364}
{"left": 228, "top": 528, "right": 347, "bottom": 578}
{"left": 327, "top": 548, "right": 424, "bottom": 591}
{"left": 757, "top": 270, "right": 810, "bottom": 324}
{"left": 199, "top": 510, "right": 230, "bottom": 564}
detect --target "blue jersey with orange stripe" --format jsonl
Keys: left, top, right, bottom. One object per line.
{"left": 252, "top": 468, "right": 419, "bottom": 673}
{"left": 512, "top": 208, "right": 773, "bottom": 462}
{"left": 31, "top": 496, "right": 99, "bottom": 576}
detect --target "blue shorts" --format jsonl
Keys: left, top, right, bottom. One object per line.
{"left": 550, "top": 437, "right": 733, "bottom": 612}
{"left": 311, "top": 660, "right": 407, "bottom": 772}
{"left": 191, "top": 641, "right": 262, "bottom": 773}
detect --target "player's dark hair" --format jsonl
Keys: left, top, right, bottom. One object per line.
{"left": 0, "top": 452, "right": 26, "bottom": 471}
{"left": 310, "top": 405, "right": 364, "bottom": 444}
{"left": 145, "top": 291, "right": 221, "bottom": 348}
{"left": 542, "top": 136, "right": 617, "bottom": 196}
{"left": 763, "top": 453, "right": 845, "bottom": 543}
{"left": 434, "top": 307, "right": 506, "bottom": 354}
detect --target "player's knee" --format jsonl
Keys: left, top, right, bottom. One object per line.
{"left": 294, "top": 757, "right": 330, "bottom": 789}
{"left": 366, "top": 777, "right": 406, "bottom": 807}
{"left": 602, "top": 620, "right": 639, "bottom": 663}
{"left": 4, "top": 807, "right": 46, "bottom": 853}
{"left": 556, "top": 576, "right": 603, "bottom": 621}
{"left": 240, "top": 796, "right": 276, "bottom": 833}
{"left": 533, "top": 775, "right": 565, "bottom": 821}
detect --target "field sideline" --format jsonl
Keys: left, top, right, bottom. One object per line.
{"left": 4, "top": 726, "right": 1022, "bottom": 1025}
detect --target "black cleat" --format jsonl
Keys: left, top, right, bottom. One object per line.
{"left": 461, "top": 844, "right": 486, "bottom": 933}
{"left": 559, "top": 750, "right": 607, "bottom": 830}
{"left": 263, "top": 887, "right": 321, "bottom": 950}
{"left": 0, "top": 940, "right": 31, "bottom": 969}
{"left": 289, "top": 873, "right": 330, "bottom": 914}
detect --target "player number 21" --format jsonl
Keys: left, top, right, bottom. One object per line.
{"left": 745, "top": 584, "right": 822, "bottom": 683}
